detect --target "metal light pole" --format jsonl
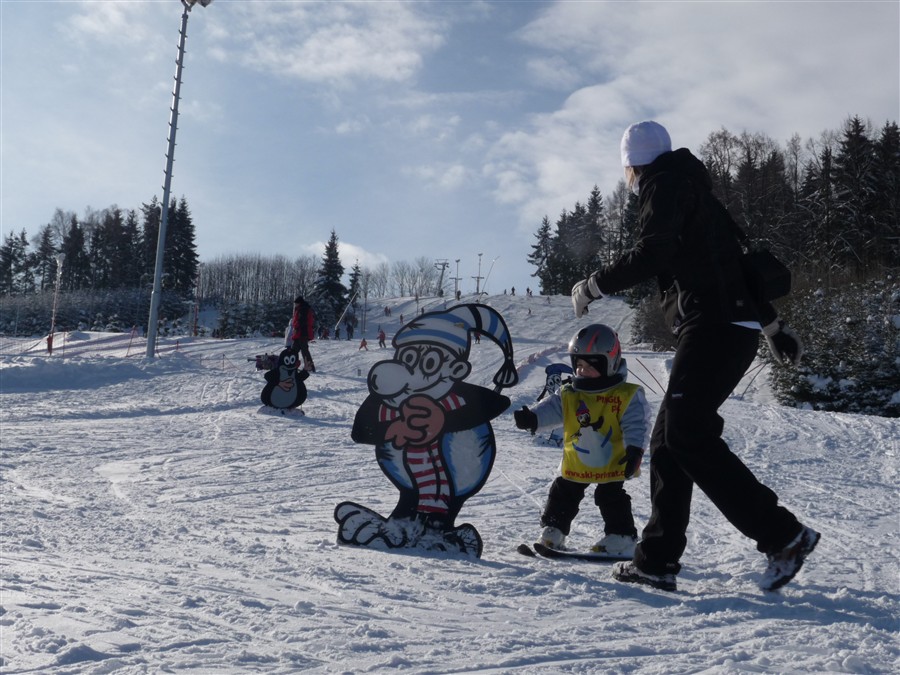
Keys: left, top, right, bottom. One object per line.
{"left": 473, "top": 252, "right": 483, "bottom": 295}
{"left": 482, "top": 256, "right": 499, "bottom": 295}
{"left": 146, "top": 0, "right": 213, "bottom": 358}
{"left": 48, "top": 253, "right": 65, "bottom": 355}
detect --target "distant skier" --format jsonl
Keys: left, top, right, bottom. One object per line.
{"left": 514, "top": 325, "right": 649, "bottom": 557}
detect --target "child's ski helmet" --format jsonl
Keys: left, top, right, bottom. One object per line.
{"left": 567, "top": 324, "right": 621, "bottom": 378}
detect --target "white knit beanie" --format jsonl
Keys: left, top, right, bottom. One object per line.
{"left": 620, "top": 121, "right": 672, "bottom": 167}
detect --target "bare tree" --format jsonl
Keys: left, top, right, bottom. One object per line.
{"left": 412, "top": 256, "right": 438, "bottom": 297}
{"left": 391, "top": 260, "right": 415, "bottom": 297}
{"left": 366, "top": 261, "right": 391, "bottom": 298}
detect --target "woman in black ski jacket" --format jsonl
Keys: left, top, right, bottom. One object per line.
{"left": 571, "top": 120, "right": 819, "bottom": 592}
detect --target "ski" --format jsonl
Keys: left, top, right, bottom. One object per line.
{"left": 531, "top": 541, "right": 631, "bottom": 562}
{"left": 516, "top": 543, "right": 537, "bottom": 557}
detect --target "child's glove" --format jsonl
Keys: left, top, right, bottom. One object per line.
{"left": 571, "top": 275, "right": 602, "bottom": 318}
{"left": 618, "top": 445, "right": 644, "bottom": 479}
{"left": 513, "top": 406, "right": 538, "bottom": 435}
{"left": 762, "top": 319, "right": 803, "bottom": 367}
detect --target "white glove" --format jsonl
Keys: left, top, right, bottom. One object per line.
{"left": 762, "top": 319, "right": 803, "bottom": 366}
{"left": 571, "top": 276, "right": 602, "bottom": 318}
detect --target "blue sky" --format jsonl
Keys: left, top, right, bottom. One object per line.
{"left": 2, "top": 0, "right": 898, "bottom": 294}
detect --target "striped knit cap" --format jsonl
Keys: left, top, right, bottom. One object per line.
{"left": 394, "top": 304, "right": 518, "bottom": 390}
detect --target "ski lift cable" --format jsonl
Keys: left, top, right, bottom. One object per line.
{"left": 632, "top": 356, "right": 665, "bottom": 396}
{"left": 738, "top": 361, "right": 770, "bottom": 400}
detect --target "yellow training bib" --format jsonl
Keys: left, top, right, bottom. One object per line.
{"left": 559, "top": 382, "right": 640, "bottom": 484}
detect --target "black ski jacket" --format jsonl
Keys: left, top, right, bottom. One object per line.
{"left": 592, "top": 148, "right": 776, "bottom": 332}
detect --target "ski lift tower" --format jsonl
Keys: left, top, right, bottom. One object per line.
{"left": 433, "top": 259, "right": 449, "bottom": 296}
{"left": 145, "top": 0, "right": 214, "bottom": 358}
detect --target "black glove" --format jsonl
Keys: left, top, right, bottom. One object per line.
{"left": 618, "top": 445, "right": 644, "bottom": 479}
{"left": 762, "top": 319, "right": 803, "bottom": 367}
{"left": 513, "top": 406, "right": 538, "bottom": 435}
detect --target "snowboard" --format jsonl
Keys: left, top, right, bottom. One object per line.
{"left": 257, "top": 405, "right": 306, "bottom": 418}
{"left": 520, "top": 541, "right": 632, "bottom": 562}
{"left": 334, "top": 501, "right": 483, "bottom": 558}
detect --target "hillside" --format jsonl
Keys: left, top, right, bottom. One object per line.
{"left": 1, "top": 294, "right": 897, "bottom": 674}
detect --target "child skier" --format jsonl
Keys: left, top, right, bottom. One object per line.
{"left": 514, "top": 324, "right": 650, "bottom": 557}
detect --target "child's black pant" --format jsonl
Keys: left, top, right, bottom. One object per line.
{"left": 541, "top": 477, "right": 637, "bottom": 538}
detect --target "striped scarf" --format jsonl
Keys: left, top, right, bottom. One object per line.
{"left": 380, "top": 393, "right": 465, "bottom": 515}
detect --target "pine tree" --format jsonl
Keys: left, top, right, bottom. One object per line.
{"left": 90, "top": 208, "right": 129, "bottom": 289}
{"left": 0, "top": 230, "right": 28, "bottom": 295}
{"left": 121, "top": 210, "right": 144, "bottom": 288}
{"left": 552, "top": 208, "right": 583, "bottom": 294}
{"left": 165, "top": 197, "right": 200, "bottom": 296}
{"left": 106, "top": 207, "right": 130, "bottom": 289}
{"left": 348, "top": 261, "right": 362, "bottom": 306}
{"left": 345, "top": 260, "right": 363, "bottom": 333}
{"left": 32, "top": 225, "right": 59, "bottom": 292}
{"left": 312, "top": 230, "right": 347, "bottom": 329}
{"left": 833, "top": 116, "right": 877, "bottom": 272}
{"left": 583, "top": 186, "right": 606, "bottom": 277}
{"left": 60, "top": 216, "right": 91, "bottom": 291}
{"left": 141, "top": 197, "right": 161, "bottom": 287}
{"left": 871, "top": 121, "right": 900, "bottom": 267}
{"left": 797, "top": 146, "right": 838, "bottom": 279}
{"left": 527, "top": 216, "right": 554, "bottom": 294}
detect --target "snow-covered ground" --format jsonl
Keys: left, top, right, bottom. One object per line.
{"left": 1, "top": 294, "right": 897, "bottom": 674}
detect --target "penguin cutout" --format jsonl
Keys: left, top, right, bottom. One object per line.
{"left": 260, "top": 348, "right": 309, "bottom": 410}
{"left": 335, "top": 303, "right": 518, "bottom": 558}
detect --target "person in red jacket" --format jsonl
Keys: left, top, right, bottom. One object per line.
{"left": 288, "top": 295, "right": 315, "bottom": 372}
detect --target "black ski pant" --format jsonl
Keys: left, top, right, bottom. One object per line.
{"left": 541, "top": 476, "right": 637, "bottom": 538}
{"left": 633, "top": 321, "right": 801, "bottom": 576}
{"left": 290, "top": 338, "right": 313, "bottom": 369}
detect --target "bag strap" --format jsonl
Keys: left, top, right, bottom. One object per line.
{"left": 711, "top": 198, "right": 750, "bottom": 247}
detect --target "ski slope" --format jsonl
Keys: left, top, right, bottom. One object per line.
{"left": 1, "top": 293, "right": 897, "bottom": 674}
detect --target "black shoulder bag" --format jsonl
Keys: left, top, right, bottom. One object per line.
{"left": 716, "top": 202, "right": 792, "bottom": 302}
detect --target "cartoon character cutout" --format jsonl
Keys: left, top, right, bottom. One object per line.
{"left": 335, "top": 304, "right": 518, "bottom": 557}
{"left": 535, "top": 363, "right": 573, "bottom": 447}
{"left": 260, "top": 347, "right": 309, "bottom": 410}
{"left": 537, "top": 363, "right": 573, "bottom": 403}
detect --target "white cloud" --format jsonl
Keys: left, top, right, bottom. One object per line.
{"left": 334, "top": 116, "right": 371, "bottom": 135}
{"left": 405, "top": 163, "right": 469, "bottom": 191}
{"left": 409, "top": 113, "right": 461, "bottom": 142}
{"left": 486, "top": 0, "right": 900, "bottom": 233}
{"left": 300, "top": 241, "right": 389, "bottom": 273}
{"left": 526, "top": 55, "right": 583, "bottom": 92}
{"left": 209, "top": 1, "right": 445, "bottom": 86}
{"left": 60, "top": 1, "right": 167, "bottom": 55}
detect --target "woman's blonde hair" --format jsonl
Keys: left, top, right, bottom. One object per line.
{"left": 624, "top": 165, "right": 643, "bottom": 193}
